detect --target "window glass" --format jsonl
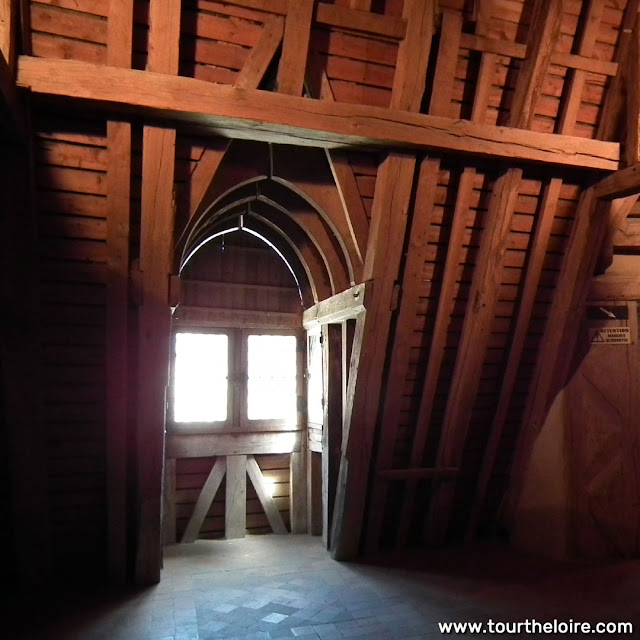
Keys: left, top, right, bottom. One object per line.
{"left": 247, "top": 334, "right": 297, "bottom": 423}
{"left": 307, "top": 330, "right": 323, "bottom": 425}
{"left": 173, "top": 332, "right": 228, "bottom": 422}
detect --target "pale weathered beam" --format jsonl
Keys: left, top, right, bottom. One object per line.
{"left": 321, "top": 323, "right": 342, "bottom": 548}
{"left": 226, "top": 454, "right": 247, "bottom": 539}
{"left": 16, "top": 56, "right": 620, "bottom": 171}
{"left": 105, "top": 0, "right": 134, "bottom": 585}
{"left": 134, "top": 0, "right": 180, "bottom": 585}
{"left": 302, "top": 282, "right": 368, "bottom": 328}
{"left": 277, "top": 0, "right": 314, "bottom": 96}
{"left": 181, "top": 457, "right": 226, "bottom": 543}
{"left": 247, "top": 455, "right": 288, "bottom": 534}
{"left": 166, "top": 431, "right": 303, "bottom": 457}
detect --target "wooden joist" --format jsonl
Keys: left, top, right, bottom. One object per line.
{"left": 16, "top": 56, "right": 620, "bottom": 171}
{"left": 166, "top": 431, "right": 303, "bottom": 457}
{"left": 302, "top": 282, "right": 368, "bottom": 328}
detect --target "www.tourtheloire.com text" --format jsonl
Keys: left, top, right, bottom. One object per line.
{"left": 437, "top": 619, "right": 633, "bottom": 635}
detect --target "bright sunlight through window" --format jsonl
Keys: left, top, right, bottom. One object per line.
{"left": 247, "top": 335, "right": 297, "bottom": 423}
{"left": 173, "top": 332, "right": 228, "bottom": 422}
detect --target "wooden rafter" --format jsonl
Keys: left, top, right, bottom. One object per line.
{"left": 105, "top": 0, "right": 134, "bottom": 584}
{"left": 423, "top": 0, "right": 563, "bottom": 546}
{"left": 365, "top": 6, "right": 457, "bottom": 553}
{"left": 16, "top": 56, "right": 620, "bottom": 171}
{"left": 134, "top": 0, "right": 180, "bottom": 585}
{"left": 330, "top": 0, "right": 434, "bottom": 561}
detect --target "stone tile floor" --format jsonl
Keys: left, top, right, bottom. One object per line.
{"left": 9, "top": 534, "right": 640, "bottom": 639}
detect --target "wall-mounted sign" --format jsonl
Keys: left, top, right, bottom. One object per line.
{"left": 589, "top": 327, "right": 631, "bottom": 344}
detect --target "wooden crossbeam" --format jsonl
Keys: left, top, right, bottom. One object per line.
{"left": 246, "top": 455, "right": 288, "bottom": 534}
{"left": 424, "top": 0, "right": 563, "bottom": 546}
{"left": 302, "top": 282, "right": 368, "bottom": 328}
{"left": 182, "top": 457, "right": 227, "bottom": 543}
{"left": 16, "top": 56, "right": 620, "bottom": 171}
{"left": 134, "top": 0, "right": 180, "bottom": 585}
{"left": 459, "top": 34, "right": 618, "bottom": 77}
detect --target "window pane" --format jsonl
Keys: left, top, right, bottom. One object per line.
{"left": 247, "top": 335, "right": 297, "bottom": 422}
{"left": 173, "top": 332, "right": 228, "bottom": 422}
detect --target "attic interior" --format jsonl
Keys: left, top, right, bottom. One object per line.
{"left": 2, "top": 0, "right": 640, "bottom": 627}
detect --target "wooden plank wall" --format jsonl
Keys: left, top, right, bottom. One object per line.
{"left": 34, "top": 112, "right": 110, "bottom": 579}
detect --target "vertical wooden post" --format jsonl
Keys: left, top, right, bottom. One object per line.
{"left": 106, "top": 0, "right": 134, "bottom": 584}
{"left": 308, "top": 451, "right": 323, "bottom": 535}
{"left": 290, "top": 331, "right": 307, "bottom": 532}
{"left": 163, "top": 458, "right": 176, "bottom": 544}
{"left": 134, "top": 0, "right": 181, "bottom": 584}
{"left": 225, "top": 455, "right": 247, "bottom": 539}
{"left": 322, "top": 324, "right": 342, "bottom": 548}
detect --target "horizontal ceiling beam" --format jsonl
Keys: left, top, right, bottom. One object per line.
{"left": 16, "top": 56, "right": 619, "bottom": 171}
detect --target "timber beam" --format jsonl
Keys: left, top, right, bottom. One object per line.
{"left": 16, "top": 57, "right": 620, "bottom": 171}
{"left": 594, "top": 163, "right": 640, "bottom": 200}
{"left": 302, "top": 282, "right": 369, "bottom": 328}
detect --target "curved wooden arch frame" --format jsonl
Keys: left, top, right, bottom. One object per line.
{"left": 180, "top": 182, "right": 345, "bottom": 300}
